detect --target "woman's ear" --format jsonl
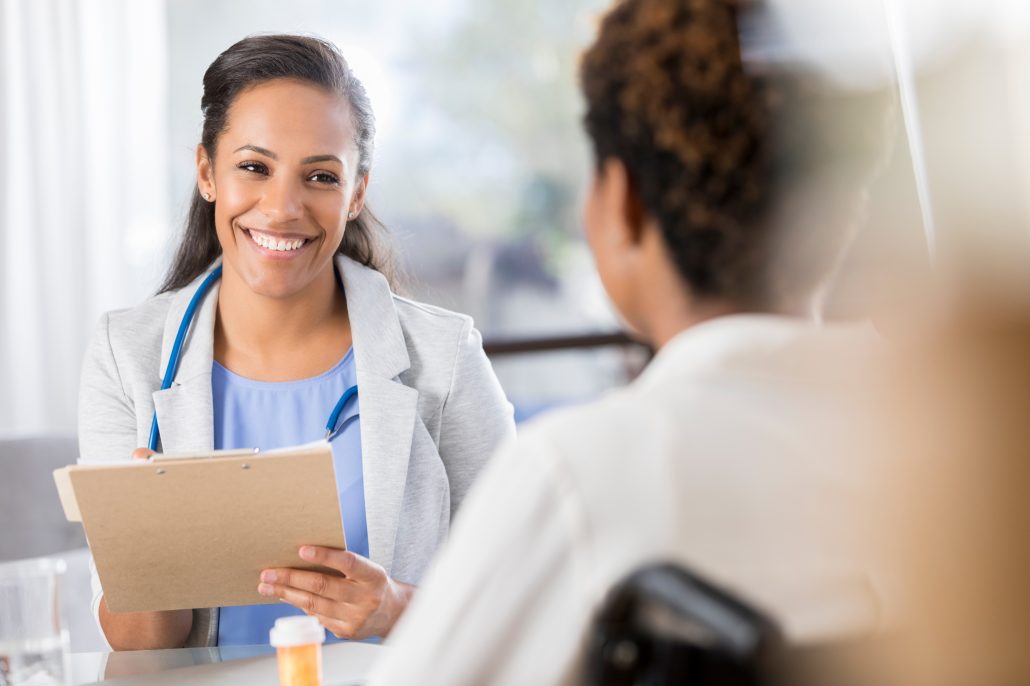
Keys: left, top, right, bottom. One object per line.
{"left": 348, "top": 174, "right": 370, "bottom": 219}
{"left": 599, "top": 158, "right": 646, "bottom": 247}
{"left": 584, "top": 157, "right": 650, "bottom": 338}
{"left": 196, "top": 144, "right": 216, "bottom": 201}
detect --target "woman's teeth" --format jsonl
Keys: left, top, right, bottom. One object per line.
{"left": 250, "top": 231, "right": 307, "bottom": 252}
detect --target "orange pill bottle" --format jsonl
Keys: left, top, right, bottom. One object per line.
{"left": 270, "top": 615, "right": 326, "bottom": 686}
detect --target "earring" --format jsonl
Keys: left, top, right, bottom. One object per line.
{"left": 348, "top": 211, "right": 356, "bottom": 219}
{"left": 203, "top": 192, "right": 212, "bottom": 201}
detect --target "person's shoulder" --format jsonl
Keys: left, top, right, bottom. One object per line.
{"left": 392, "top": 294, "right": 473, "bottom": 331}
{"left": 90, "top": 290, "right": 176, "bottom": 366}
{"left": 103, "top": 290, "right": 174, "bottom": 340}
{"left": 391, "top": 293, "right": 477, "bottom": 351}
{"left": 343, "top": 255, "right": 476, "bottom": 349}
{"left": 389, "top": 295, "right": 495, "bottom": 400}
{"left": 514, "top": 384, "right": 644, "bottom": 459}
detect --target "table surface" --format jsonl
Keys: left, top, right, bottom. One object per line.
{"left": 69, "top": 642, "right": 382, "bottom": 685}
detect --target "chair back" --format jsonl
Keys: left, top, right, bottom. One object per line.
{"left": 0, "top": 434, "right": 85, "bottom": 561}
{"left": 588, "top": 563, "right": 784, "bottom": 686}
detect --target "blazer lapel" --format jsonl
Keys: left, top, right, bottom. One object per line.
{"left": 337, "top": 255, "right": 418, "bottom": 574}
{"left": 354, "top": 376, "right": 418, "bottom": 574}
{"left": 152, "top": 264, "right": 220, "bottom": 455}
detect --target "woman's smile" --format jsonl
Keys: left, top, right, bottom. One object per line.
{"left": 239, "top": 223, "right": 318, "bottom": 260}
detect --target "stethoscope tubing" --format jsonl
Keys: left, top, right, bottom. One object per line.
{"left": 148, "top": 265, "right": 357, "bottom": 452}
{"left": 148, "top": 266, "right": 224, "bottom": 452}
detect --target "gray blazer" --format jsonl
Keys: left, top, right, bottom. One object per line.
{"left": 78, "top": 254, "right": 516, "bottom": 647}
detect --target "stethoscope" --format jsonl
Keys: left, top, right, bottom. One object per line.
{"left": 148, "top": 265, "right": 359, "bottom": 452}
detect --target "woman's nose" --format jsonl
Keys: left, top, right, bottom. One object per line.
{"left": 261, "top": 175, "right": 305, "bottom": 223}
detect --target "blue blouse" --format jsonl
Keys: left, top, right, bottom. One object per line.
{"left": 212, "top": 349, "right": 367, "bottom": 646}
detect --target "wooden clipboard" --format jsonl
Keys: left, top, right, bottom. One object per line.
{"left": 52, "top": 442, "right": 346, "bottom": 613}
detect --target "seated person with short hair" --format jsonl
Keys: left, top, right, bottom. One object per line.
{"left": 369, "top": 0, "right": 890, "bottom": 683}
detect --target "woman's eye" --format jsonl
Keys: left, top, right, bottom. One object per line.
{"left": 238, "top": 161, "right": 268, "bottom": 175}
{"left": 309, "top": 172, "right": 340, "bottom": 186}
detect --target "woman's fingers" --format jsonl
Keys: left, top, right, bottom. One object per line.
{"left": 259, "top": 568, "right": 347, "bottom": 602}
{"left": 259, "top": 568, "right": 376, "bottom": 607}
{"left": 258, "top": 582, "right": 340, "bottom": 617}
{"left": 131, "top": 447, "right": 156, "bottom": 460}
{"left": 256, "top": 577, "right": 367, "bottom": 638}
{"left": 297, "top": 546, "right": 384, "bottom": 583}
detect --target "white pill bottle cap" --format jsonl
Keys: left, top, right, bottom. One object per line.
{"left": 270, "top": 616, "right": 326, "bottom": 648}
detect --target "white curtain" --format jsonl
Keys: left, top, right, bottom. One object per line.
{"left": 0, "top": 0, "right": 170, "bottom": 435}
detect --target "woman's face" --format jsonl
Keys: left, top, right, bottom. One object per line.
{"left": 197, "top": 78, "right": 366, "bottom": 299}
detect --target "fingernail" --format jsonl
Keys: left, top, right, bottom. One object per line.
{"left": 261, "top": 570, "right": 276, "bottom": 583}
{"left": 299, "top": 546, "right": 316, "bottom": 561}
{"left": 258, "top": 583, "right": 273, "bottom": 596}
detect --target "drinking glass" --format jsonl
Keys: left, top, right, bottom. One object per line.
{"left": 0, "top": 557, "right": 69, "bottom": 686}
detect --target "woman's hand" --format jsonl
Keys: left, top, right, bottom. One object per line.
{"left": 258, "top": 546, "right": 415, "bottom": 640}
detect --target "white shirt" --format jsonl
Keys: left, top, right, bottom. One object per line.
{"left": 368, "top": 315, "right": 883, "bottom": 685}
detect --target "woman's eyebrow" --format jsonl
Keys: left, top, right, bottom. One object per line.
{"left": 234, "top": 144, "right": 277, "bottom": 159}
{"left": 232, "top": 145, "right": 340, "bottom": 166}
{"left": 301, "top": 154, "right": 342, "bottom": 165}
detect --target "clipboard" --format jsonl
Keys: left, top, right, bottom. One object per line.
{"left": 52, "top": 442, "right": 346, "bottom": 613}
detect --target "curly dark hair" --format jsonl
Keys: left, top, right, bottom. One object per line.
{"left": 580, "top": 0, "right": 891, "bottom": 308}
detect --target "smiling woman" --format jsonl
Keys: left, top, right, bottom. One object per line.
{"left": 195, "top": 74, "right": 370, "bottom": 382}
{"left": 76, "top": 34, "right": 515, "bottom": 652}
{"left": 162, "top": 35, "right": 391, "bottom": 295}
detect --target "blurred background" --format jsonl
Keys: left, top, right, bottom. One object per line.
{"left": 1, "top": 0, "right": 1028, "bottom": 434}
